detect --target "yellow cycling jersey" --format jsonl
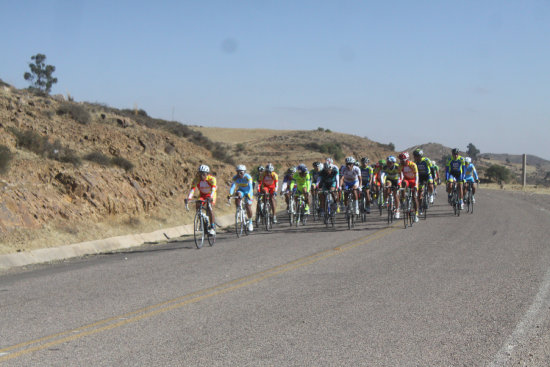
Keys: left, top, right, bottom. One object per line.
{"left": 400, "top": 161, "right": 418, "bottom": 180}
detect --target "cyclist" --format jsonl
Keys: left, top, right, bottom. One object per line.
{"left": 186, "top": 164, "right": 217, "bottom": 235}
{"left": 399, "top": 152, "right": 420, "bottom": 222}
{"left": 228, "top": 164, "right": 254, "bottom": 232}
{"left": 253, "top": 165, "right": 264, "bottom": 191}
{"left": 281, "top": 167, "right": 296, "bottom": 212}
{"left": 290, "top": 164, "right": 311, "bottom": 214}
{"left": 325, "top": 157, "right": 341, "bottom": 211}
{"left": 383, "top": 156, "right": 402, "bottom": 218}
{"left": 372, "top": 159, "right": 386, "bottom": 203}
{"left": 413, "top": 149, "right": 435, "bottom": 204}
{"left": 463, "top": 157, "right": 479, "bottom": 203}
{"left": 340, "top": 157, "right": 362, "bottom": 215}
{"left": 360, "top": 157, "right": 374, "bottom": 214}
{"left": 310, "top": 162, "right": 324, "bottom": 217}
{"left": 258, "top": 163, "right": 279, "bottom": 223}
{"left": 446, "top": 148, "right": 466, "bottom": 209}
{"left": 315, "top": 164, "right": 339, "bottom": 218}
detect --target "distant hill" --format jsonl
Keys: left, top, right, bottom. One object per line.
{"left": 479, "top": 153, "right": 550, "bottom": 168}
{"left": 406, "top": 143, "right": 453, "bottom": 166}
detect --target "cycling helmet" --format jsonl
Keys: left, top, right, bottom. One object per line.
{"left": 313, "top": 161, "right": 321, "bottom": 168}
{"left": 345, "top": 156, "right": 356, "bottom": 164}
{"left": 331, "top": 166, "right": 339, "bottom": 174}
{"left": 413, "top": 149, "right": 423, "bottom": 157}
{"left": 398, "top": 152, "right": 409, "bottom": 161}
{"left": 464, "top": 157, "right": 472, "bottom": 164}
{"left": 317, "top": 163, "right": 324, "bottom": 171}
{"left": 354, "top": 161, "right": 360, "bottom": 167}
{"left": 452, "top": 148, "right": 459, "bottom": 155}
{"left": 361, "top": 157, "right": 369, "bottom": 164}
{"left": 266, "top": 163, "right": 274, "bottom": 172}
{"left": 297, "top": 164, "right": 308, "bottom": 173}
{"left": 257, "top": 165, "right": 265, "bottom": 172}
{"left": 325, "top": 157, "right": 333, "bottom": 166}
{"left": 236, "top": 164, "right": 246, "bottom": 172}
{"left": 288, "top": 167, "right": 297, "bottom": 174}
{"left": 387, "top": 156, "right": 397, "bottom": 163}
{"left": 379, "top": 159, "right": 386, "bottom": 165}
{"left": 198, "top": 164, "right": 210, "bottom": 173}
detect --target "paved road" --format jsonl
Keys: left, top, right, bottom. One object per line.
{"left": 1, "top": 189, "right": 550, "bottom": 366}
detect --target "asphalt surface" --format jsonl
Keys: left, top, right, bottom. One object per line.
{"left": 1, "top": 189, "right": 550, "bottom": 366}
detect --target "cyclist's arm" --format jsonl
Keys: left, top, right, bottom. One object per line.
{"left": 229, "top": 181, "right": 236, "bottom": 196}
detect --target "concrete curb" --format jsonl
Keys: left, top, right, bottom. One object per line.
{"left": 0, "top": 212, "right": 238, "bottom": 271}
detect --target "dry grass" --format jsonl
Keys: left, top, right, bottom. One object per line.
{"left": 479, "top": 183, "right": 550, "bottom": 195}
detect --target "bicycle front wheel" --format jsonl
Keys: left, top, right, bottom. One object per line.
{"left": 194, "top": 212, "right": 205, "bottom": 249}
{"left": 264, "top": 201, "right": 271, "bottom": 231}
{"left": 235, "top": 210, "right": 244, "bottom": 237}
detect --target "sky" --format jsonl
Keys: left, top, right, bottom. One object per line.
{"left": 2, "top": 0, "right": 549, "bottom": 160}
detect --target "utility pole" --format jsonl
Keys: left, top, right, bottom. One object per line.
{"left": 522, "top": 154, "right": 527, "bottom": 188}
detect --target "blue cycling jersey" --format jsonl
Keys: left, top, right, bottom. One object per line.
{"left": 229, "top": 173, "right": 253, "bottom": 197}
{"left": 464, "top": 163, "right": 479, "bottom": 182}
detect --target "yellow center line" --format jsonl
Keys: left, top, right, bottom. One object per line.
{"left": 0, "top": 226, "right": 397, "bottom": 362}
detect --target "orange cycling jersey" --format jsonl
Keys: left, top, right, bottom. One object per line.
{"left": 188, "top": 174, "right": 217, "bottom": 202}
{"left": 258, "top": 171, "right": 279, "bottom": 189}
{"left": 400, "top": 161, "right": 418, "bottom": 180}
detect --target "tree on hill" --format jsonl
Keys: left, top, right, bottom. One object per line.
{"left": 467, "top": 143, "right": 480, "bottom": 160}
{"left": 23, "top": 53, "right": 58, "bottom": 94}
{"left": 486, "top": 164, "right": 512, "bottom": 184}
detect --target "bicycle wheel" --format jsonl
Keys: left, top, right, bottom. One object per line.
{"left": 207, "top": 224, "right": 216, "bottom": 246}
{"left": 288, "top": 197, "right": 295, "bottom": 227}
{"left": 194, "top": 212, "right": 205, "bottom": 249}
{"left": 387, "top": 195, "right": 393, "bottom": 224}
{"left": 235, "top": 209, "right": 244, "bottom": 237}
{"left": 378, "top": 189, "right": 384, "bottom": 216}
{"left": 264, "top": 200, "right": 271, "bottom": 231}
{"left": 403, "top": 197, "right": 408, "bottom": 229}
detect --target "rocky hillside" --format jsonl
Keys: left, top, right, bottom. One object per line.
{"left": 0, "top": 84, "right": 394, "bottom": 254}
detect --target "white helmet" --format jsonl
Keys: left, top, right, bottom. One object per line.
{"left": 464, "top": 157, "right": 472, "bottom": 164}
{"left": 199, "top": 165, "right": 210, "bottom": 173}
{"left": 266, "top": 163, "right": 274, "bottom": 172}
{"left": 345, "top": 156, "right": 356, "bottom": 164}
{"left": 236, "top": 164, "right": 246, "bottom": 172}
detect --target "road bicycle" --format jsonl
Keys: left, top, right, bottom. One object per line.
{"left": 359, "top": 186, "right": 371, "bottom": 223}
{"left": 321, "top": 190, "right": 336, "bottom": 228}
{"left": 185, "top": 199, "right": 215, "bottom": 249}
{"left": 449, "top": 181, "right": 461, "bottom": 216}
{"left": 400, "top": 187, "right": 415, "bottom": 228}
{"left": 343, "top": 188, "right": 358, "bottom": 230}
{"left": 464, "top": 181, "right": 476, "bottom": 214}
{"left": 375, "top": 184, "right": 385, "bottom": 216}
{"left": 310, "top": 189, "right": 320, "bottom": 222}
{"left": 418, "top": 181, "right": 429, "bottom": 220}
{"left": 386, "top": 185, "right": 399, "bottom": 225}
{"left": 292, "top": 191, "right": 308, "bottom": 226}
{"left": 257, "top": 192, "right": 273, "bottom": 231}
{"left": 228, "top": 195, "right": 251, "bottom": 237}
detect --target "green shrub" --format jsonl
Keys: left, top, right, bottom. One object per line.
{"left": 84, "top": 151, "right": 112, "bottom": 166}
{"left": 10, "top": 128, "right": 50, "bottom": 156}
{"left": 0, "top": 145, "right": 14, "bottom": 174}
{"left": 9, "top": 128, "right": 81, "bottom": 166}
{"left": 112, "top": 156, "right": 134, "bottom": 171}
{"left": 57, "top": 102, "right": 92, "bottom": 125}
